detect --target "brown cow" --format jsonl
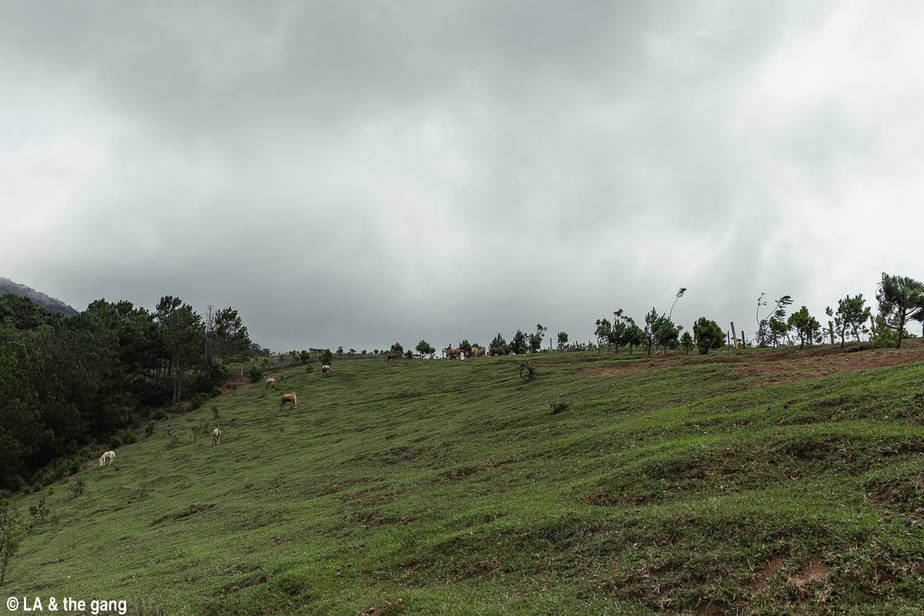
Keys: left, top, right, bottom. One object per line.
{"left": 321, "top": 365, "right": 331, "bottom": 376}
{"left": 489, "top": 346, "right": 507, "bottom": 356}
{"left": 386, "top": 353, "right": 398, "bottom": 362}
{"left": 280, "top": 393, "right": 298, "bottom": 411}
{"left": 470, "top": 346, "right": 485, "bottom": 358}
{"left": 265, "top": 377, "right": 278, "bottom": 390}
{"left": 446, "top": 347, "right": 463, "bottom": 360}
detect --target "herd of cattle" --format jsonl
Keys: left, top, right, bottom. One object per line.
{"left": 393, "top": 345, "right": 496, "bottom": 361}
{"left": 97, "top": 346, "right": 503, "bottom": 463}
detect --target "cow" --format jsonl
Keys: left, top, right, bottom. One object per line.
{"left": 445, "top": 346, "right": 463, "bottom": 360}
{"left": 98, "top": 450, "right": 116, "bottom": 466}
{"left": 280, "top": 393, "right": 298, "bottom": 411}
{"left": 321, "top": 365, "right": 331, "bottom": 377}
{"left": 212, "top": 426, "right": 221, "bottom": 445}
{"left": 470, "top": 346, "right": 485, "bottom": 358}
{"left": 386, "top": 353, "right": 398, "bottom": 362}
{"left": 265, "top": 377, "right": 278, "bottom": 390}
{"left": 489, "top": 346, "right": 507, "bottom": 356}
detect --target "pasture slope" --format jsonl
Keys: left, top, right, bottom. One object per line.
{"left": 7, "top": 343, "right": 924, "bottom": 615}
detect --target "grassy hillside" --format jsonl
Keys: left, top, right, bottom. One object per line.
{"left": 7, "top": 343, "right": 924, "bottom": 615}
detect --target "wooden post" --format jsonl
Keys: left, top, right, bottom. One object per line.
{"left": 741, "top": 331, "right": 745, "bottom": 348}
{"left": 730, "top": 322, "right": 739, "bottom": 349}
{"left": 726, "top": 331, "right": 731, "bottom": 347}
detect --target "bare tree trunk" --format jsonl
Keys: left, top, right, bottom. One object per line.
{"left": 172, "top": 360, "right": 183, "bottom": 403}
{"left": 730, "top": 322, "right": 738, "bottom": 349}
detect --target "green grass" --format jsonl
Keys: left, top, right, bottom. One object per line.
{"left": 7, "top": 343, "right": 924, "bottom": 615}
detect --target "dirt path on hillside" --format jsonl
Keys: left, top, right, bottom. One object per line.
{"left": 552, "top": 340, "right": 924, "bottom": 381}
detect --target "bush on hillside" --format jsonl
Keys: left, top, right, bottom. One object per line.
{"left": 550, "top": 401, "right": 569, "bottom": 415}
{"left": 189, "top": 392, "right": 210, "bottom": 410}
{"left": 519, "top": 361, "right": 536, "bottom": 383}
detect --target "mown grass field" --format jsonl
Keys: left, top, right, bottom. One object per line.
{"left": 7, "top": 343, "right": 924, "bottom": 615}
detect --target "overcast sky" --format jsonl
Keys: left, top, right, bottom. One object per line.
{"left": 2, "top": 1, "right": 922, "bottom": 352}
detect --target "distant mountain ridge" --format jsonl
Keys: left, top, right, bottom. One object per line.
{"left": 0, "top": 276, "right": 79, "bottom": 316}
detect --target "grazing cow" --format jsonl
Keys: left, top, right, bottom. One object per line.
{"left": 321, "top": 365, "right": 331, "bottom": 377}
{"left": 265, "top": 377, "right": 278, "bottom": 390}
{"left": 385, "top": 353, "right": 398, "bottom": 362}
{"left": 446, "top": 347, "right": 463, "bottom": 360}
{"left": 280, "top": 393, "right": 298, "bottom": 411}
{"left": 212, "top": 426, "right": 221, "bottom": 445}
{"left": 470, "top": 346, "right": 485, "bottom": 358}
{"left": 489, "top": 346, "right": 507, "bottom": 356}
{"left": 98, "top": 450, "right": 116, "bottom": 466}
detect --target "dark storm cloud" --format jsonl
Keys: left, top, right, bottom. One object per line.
{"left": 2, "top": 1, "right": 922, "bottom": 351}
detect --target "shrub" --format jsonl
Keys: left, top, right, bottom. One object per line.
{"left": 154, "top": 409, "right": 167, "bottom": 420}
{"left": 67, "top": 478, "right": 85, "bottom": 501}
{"left": 306, "top": 364, "right": 314, "bottom": 373}
{"left": 248, "top": 365, "right": 263, "bottom": 383}
{"left": 145, "top": 421, "right": 156, "bottom": 437}
{"left": 519, "top": 361, "right": 536, "bottom": 383}
{"left": 189, "top": 392, "right": 210, "bottom": 410}
{"left": 165, "top": 428, "right": 180, "bottom": 450}
{"left": 120, "top": 430, "right": 137, "bottom": 445}
{"left": 108, "top": 435, "right": 123, "bottom": 449}
{"left": 32, "top": 468, "right": 51, "bottom": 487}
{"left": 29, "top": 492, "right": 50, "bottom": 526}
{"left": 550, "top": 401, "right": 569, "bottom": 415}
{"left": 320, "top": 349, "right": 334, "bottom": 366}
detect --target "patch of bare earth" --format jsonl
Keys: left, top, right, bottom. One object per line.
{"left": 735, "top": 343, "right": 924, "bottom": 384}
{"left": 750, "top": 554, "right": 786, "bottom": 591}
{"left": 787, "top": 556, "right": 829, "bottom": 597}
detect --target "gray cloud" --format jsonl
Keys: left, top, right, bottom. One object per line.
{"left": 2, "top": 1, "right": 922, "bottom": 352}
